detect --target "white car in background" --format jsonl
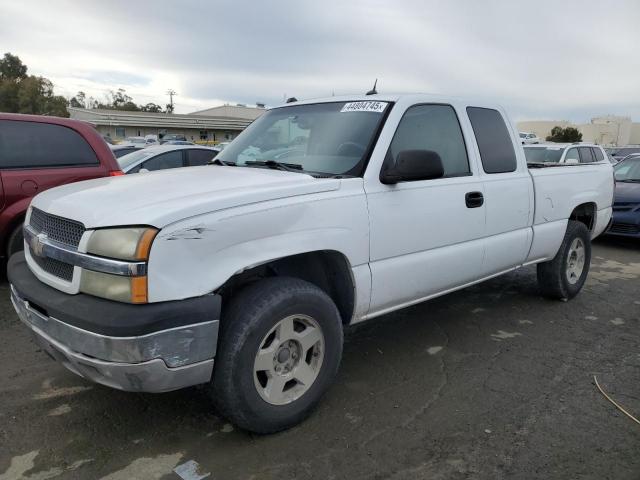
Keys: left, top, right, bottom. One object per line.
{"left": 119, "top": 136, "right": 148, "bottom": 148}
{"left": 519, "top": 132, "right": 540, "bottom": 144}
{"left": 524, "top": 143, "right": 608, "bottom": 165}
{"left": 117, "top": 144, "right": 219, "bottom": 173}
{"left": 144, "top": 134, "right": 159, "bottom": 146}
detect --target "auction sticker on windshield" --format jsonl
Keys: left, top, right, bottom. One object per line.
{"left": 340, "top": 101, "right": 388, "bottom": 113}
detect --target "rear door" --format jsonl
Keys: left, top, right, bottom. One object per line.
{"left": 0, "top": 119, "right": 108, "bottom": 223}
{"left": 466, "top": 107, "right": 533, "bottom": 277}
{"left": 135, "top": 150, "right": 185, "bottom": 172}
{"left": 578, "top": 147, "right": 595, "bottom": 163}
{"left": 366, "top": 103, "right": 486, "bottom": 314}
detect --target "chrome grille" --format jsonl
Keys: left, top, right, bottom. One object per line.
{"left": 28, "top": 208, "right": 85, "bottom": 281}
{"left": 31, "top": 254, "right": 74, "bottom": 282}
{"left": 29, "top": 208, "right": 85, "bottom": 248}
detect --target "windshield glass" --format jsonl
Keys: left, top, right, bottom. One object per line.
{"left": 524, "top": 146, "right": 564, "bottom": 163}
{"left": 614, "top": 158, "right": 640, "bottom": 181}
{"left": 216, "top": 101, "right": 390, "bottom": 176}
{"left": 117, "top": 149, "right": 155, "bottom": 169}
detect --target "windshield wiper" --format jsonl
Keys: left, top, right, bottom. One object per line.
{"left": 618, "top": 179, "right": 640, "bottom": 183}
{"left": 245, "top": 160, "right": 304, "bottom": 172}
{"left": 209, "top": 158, "right": 236, "bottom": 166}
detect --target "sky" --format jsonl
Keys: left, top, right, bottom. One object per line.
{"left": 1, "top": 0, "right": 639, "bottom": 122}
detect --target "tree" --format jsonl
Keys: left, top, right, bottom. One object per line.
{"left": 0, "top": 52, "right": 27, "bottom": 81}
{"left": 140, "top": 102, "right": 163, "bottom": 113}
{"left": 69, "top": 91, "right": 86, "bottom": 108}
{"left": 0, "top": 52, "right": 69, "bottom": 117}
{"left": 17, "top": 76, "right": 68, "bottom": 116}
{"left": 92, "top": 89, "right": 141, "bottom": 111}
{"left": 546, "top": 126, "right": 583, "bottom": 143}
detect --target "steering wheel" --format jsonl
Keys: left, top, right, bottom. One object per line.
{"left": 336, "top": 141, "right": 367, "bottom": 157}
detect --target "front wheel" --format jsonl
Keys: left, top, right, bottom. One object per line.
{"left": 209, "top": 277, "right": 343, "bottom": 434}
{"left": 537, "top": 220, "right": 591, "bottom": 300}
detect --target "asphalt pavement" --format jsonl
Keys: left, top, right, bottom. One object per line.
{"left": 0, "top": 237, "right": 638, "bottom": 480}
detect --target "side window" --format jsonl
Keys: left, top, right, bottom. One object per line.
{"left": 466, "top": 107, "right": 517, "bottom": 174}
{"left": 593, "top": 147, "right": 605, "bottom": 162}
{"left": 141, "top": 151, "right": 184, "bottom": 171}
{"left": 564, "top": 148, "right": 580, "bottom": 163}
{"left": 187, "top": 149, "right": 216, "bottom": 166}
{"left": 0, "top": 120, "right": 98, "bottom": 168}
{"left": 579, "top": 147, "right": 594, "bottom": 163}
{"left": 387, "top": 104, "right": 470, "bottom": 178}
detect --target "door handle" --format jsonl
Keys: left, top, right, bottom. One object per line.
{"left": 465, "top": 191, "right": 484, "bottom": 208}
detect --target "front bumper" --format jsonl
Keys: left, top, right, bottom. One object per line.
{"left": 606, "top": 210, "right": 640, "bottom": 238}
{"left": 8, "top": 252, "right": 221, "bottom": 393}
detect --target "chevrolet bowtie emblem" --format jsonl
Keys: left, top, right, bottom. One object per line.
{"left": 31, "top": 232, "right": 48, "bottom": 258}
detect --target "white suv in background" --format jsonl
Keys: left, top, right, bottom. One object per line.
{"left": 524, "top": 143, "right": 608, "bottom": 165}
{"left": 519, "top": 132, "right": 540, "bottom": 144}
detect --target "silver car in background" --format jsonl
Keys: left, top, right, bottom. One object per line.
{"left": 117, "top": 145, "right": 219, "bottom": 173}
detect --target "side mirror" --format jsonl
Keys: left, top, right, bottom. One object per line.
{"left": 564, "top": 158, "right": 579, "bottom": 165}
{"left": 380, "top": 150, "right": 445, "bottom": 184}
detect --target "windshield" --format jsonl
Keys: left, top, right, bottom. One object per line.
{"left": 216, "top": 101, "right": 390, "bottom": 176}
{"left": 614, "top": 158, "right": 640, "bottom": 181}
{"left": 117, "top": 149, "right": 155, "bottom": 169}
{"left": 524, "top": 146, "right": 564, "bottom": 163}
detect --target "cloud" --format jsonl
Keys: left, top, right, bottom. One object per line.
{"left": 1, "top": 0, "right": 639, "bottom": 119}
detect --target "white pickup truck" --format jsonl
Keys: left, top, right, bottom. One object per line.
{"left": 9, "top": 94, "right": 614, "bottom": 433}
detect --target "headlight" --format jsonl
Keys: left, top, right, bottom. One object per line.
{"left": 81, "top": 227, "right": 157, "bottom": 304}
{"left": 86, "top": 227, "right": 157, "bottom": 260}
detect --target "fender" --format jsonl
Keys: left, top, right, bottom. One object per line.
{"left": 0, "top": 197, "right": 32, "bottom": 253}
{"left": 146, "top": 179, "right": 371, "bottom": 303}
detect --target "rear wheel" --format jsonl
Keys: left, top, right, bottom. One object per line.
{"left": 209, "top": 277, "right": 343, "bottom": 434}
{"left": 6, "top": 222, "right": 24, "bottom": 257}
{"left": 537, "top": 220, "right": 591, "bottom": 300}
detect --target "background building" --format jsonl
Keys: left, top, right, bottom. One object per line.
{"left": 517, "top": 115, "right": 640, "bottom": 146}
{"left": 69, "top": 104, "right": 265, "bottom": 142}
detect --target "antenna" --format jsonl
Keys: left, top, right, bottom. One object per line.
{"left": 366, "top": 79, "right": 378, "bottom": 96}
{"left": 286, "top": 97, "right": 298, "bottom": 103}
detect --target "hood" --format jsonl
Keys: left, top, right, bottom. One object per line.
{"left": 614, "top": 181, "right": 640, "bottom": 204}
{"left": 32, "top": 166, "right": 340, "bottom": 228}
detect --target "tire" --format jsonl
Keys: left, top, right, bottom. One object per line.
{"left": 537, "top": 220, "right": 591, "bottom": 300}
{"left": 6, "top": 222, "right": 24, "bottom": 258}
{"left": 209, "top": 277, "right": 343, "bottom": 434}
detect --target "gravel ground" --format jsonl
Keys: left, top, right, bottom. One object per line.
{"left": 0, "top": 237, "right": 638, "bottom": 480}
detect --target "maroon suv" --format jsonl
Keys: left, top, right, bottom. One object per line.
{"left": 0, "top": 113, "right": 123, "bottom": 258}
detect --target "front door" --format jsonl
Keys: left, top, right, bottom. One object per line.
{"left": 365, "top": 103, "right": 486, "bottom": 316}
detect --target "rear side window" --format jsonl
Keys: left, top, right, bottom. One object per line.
{"left": 579, "top": 147, "right": 595, "bottom": 163}
{"left": 466, "top": 107, "right": 517, "bottom": 173}
{"left": 593, "top": 147, "right": 604, "bottom": 162}
{"left": 141, "top": 151, "right": 184, "bottom": 171}
{"left": 387, "top": 104, "right": 470, "bottom": 178}
{"left": 187, "top": 149, "right": 216, "bottom": 166}
{"left": 0, "top": 120, "right": 98, "bottom": 168}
